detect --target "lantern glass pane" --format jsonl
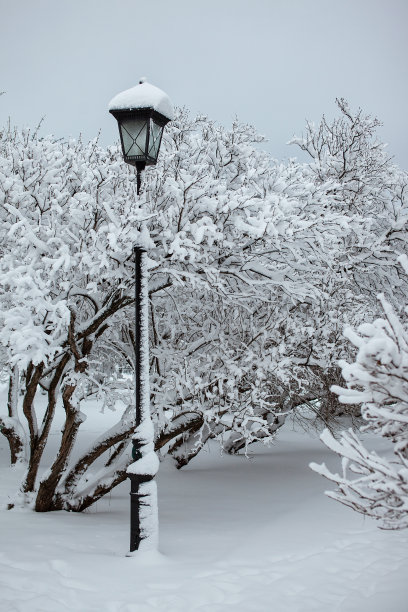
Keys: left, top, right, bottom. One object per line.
{"left": 148, "top": 119, "right": 164, "bottom": 161}
{"left": 120, "top": 118, "right": 148, "bottom": 158}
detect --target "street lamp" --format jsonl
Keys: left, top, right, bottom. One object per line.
{"left": 108, "top": 78, "right": 173, "bottom": 552}
{"left": 109, "top": 77, "right": 173, "bottom": 195}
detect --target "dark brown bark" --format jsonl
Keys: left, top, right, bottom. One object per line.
{"left": 31, "top": 300, "right": 134, "bottom": 511}
{"left": 22, "top": 362, "right": 44, "bottom": 450}
{"left": 62, "top": 427, "right": 132, "bottom": 497}
{"left": 77, "top": 294, "right": 133, "bottom": 342}
{"left": 68, "top": 469, "right": 128, "bottom": 512}
{"left": 23, "top": 354, "right": 71, "bottom": 493}
{"left": 105, "top": 439, "right": 129, "bottom": 467}
{"left": 1, "top": 367, "right": 24, "bottom": 464}
{"left": 35, "top": 382, "right": 83, "bottom": 512}
{"left": 21, "top": 363, "right": 44, "bottom": 492}
{"left": 34, "top": 310, "right": 97, "bottom": 511}
{"left": 167, "top": 417, "right": 207, "bottom": 469}
{"left": 0, "top": 421, "right": 24, "bottom": 465}
{"left": 62, "top": 414, "right": 209, "bottom": 510}
{"left": 155, "top": 413, "right": 204, "bottom": 451}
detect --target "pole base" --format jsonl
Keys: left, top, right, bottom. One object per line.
{"left": 128, "top": 473, "right": 156, "bottom": 552}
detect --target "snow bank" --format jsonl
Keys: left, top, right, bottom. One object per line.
{"left": 0, "top": 413, "right": 406, "bottom": 612}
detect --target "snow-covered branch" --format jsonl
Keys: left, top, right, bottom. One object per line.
{"left": 1, "top": 100, "right": 407, "bottom": 511}
{"left": 311, "top": 259, "right": 408, "bottom": 529}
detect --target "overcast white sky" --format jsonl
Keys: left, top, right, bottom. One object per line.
{"left": 1, "top": 0, "right": 407, "bottom": 168}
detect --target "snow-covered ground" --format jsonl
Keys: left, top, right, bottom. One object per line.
{"left": 0, "top": 404, "right": 407, "bottom": 612}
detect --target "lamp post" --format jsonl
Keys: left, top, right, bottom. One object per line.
{"left": 108, "top": 78, "right": 173, "bottom": 552}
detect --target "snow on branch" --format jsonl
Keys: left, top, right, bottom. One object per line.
{"left": 1, "top": 100, "right": 407, "bottom": 510}
{"left": 311, "top": 261, "right": 408, "bottom": 529}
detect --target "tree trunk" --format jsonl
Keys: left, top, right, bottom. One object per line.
{"left": 170, "top": 421, "right": 224, "bottom": 469}
{"left": 35, "top": 383, "right": 83, "bottom": 512}
{"left": 68, "top": 469, "right": 128, "bottom": 512}
{"left": 22, "top": 364, "right": 45, "bottom": 493}
{"left": 1, "top": 366, "right": 25, "bottom": 464}
{"left": 61, "top": 407, "right": 133, "bottom": 499}
{"left": 23, "top": 356, "right": 70, "bottom": 494}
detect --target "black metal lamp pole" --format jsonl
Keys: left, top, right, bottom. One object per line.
{"left": 129, "top": 245, "right": 150, "bottom": 551}
{"left": 108, "top": 79, "right": 173, "bottom": 552}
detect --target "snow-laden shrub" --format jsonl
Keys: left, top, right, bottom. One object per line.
{"left": 311, "top": 256, "right": 408, "bottom": 529}
{"left": 1, "top": 101, "right": 407, "bottom": 512}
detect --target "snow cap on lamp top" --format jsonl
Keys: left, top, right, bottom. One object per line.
{"left": 108, "top": 77, "right": 173, "bottom": 121}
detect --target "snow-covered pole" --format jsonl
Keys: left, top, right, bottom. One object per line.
{"left": 108, "top": 79, "right": 173, "bottom": 553}
{"left": 127, "top": 245, "right": 159, "bottom": 552}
